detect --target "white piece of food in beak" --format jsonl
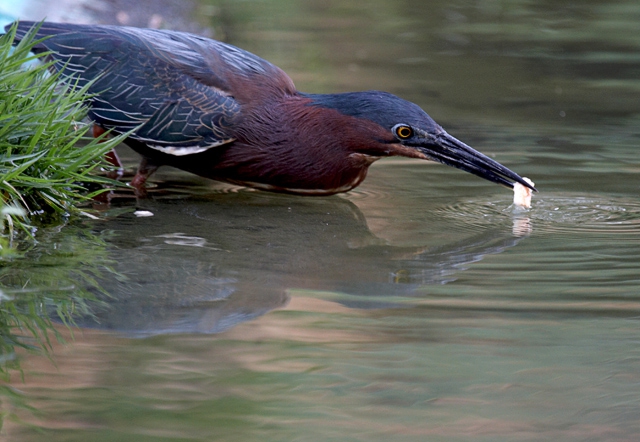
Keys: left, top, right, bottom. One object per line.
{"left": 513, "top": 177, "right": 535, "bottom": 208}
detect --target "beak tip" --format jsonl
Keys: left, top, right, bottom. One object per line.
{"left": 516, "top": 176, "right": 536, "bottom": 193}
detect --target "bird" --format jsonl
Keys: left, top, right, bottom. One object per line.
{"left": 8, "top": 21, "right": 535, "bottom": 197}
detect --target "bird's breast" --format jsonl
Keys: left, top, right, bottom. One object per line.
{"left": 210, "top": 148, "right": 376, "bottom": 195}
{"left": 222, "top": 179, "right": 365, "bottom": 196}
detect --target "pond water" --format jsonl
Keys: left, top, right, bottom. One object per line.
{"left": 2, "top": 0, "right": 640, "bottom": 440}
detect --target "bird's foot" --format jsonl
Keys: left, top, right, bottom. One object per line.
{"left": 129, "top": 173, "right": 150, "bottom": 199}
{"left": 129, "top": 158, "right": 160, "bottom": 199}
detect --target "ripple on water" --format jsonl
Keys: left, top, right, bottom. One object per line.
{"left": 341, "top": 187, "right": 391, "bottom": 202}
{"left": 437, "top": 193, "right": 640, "bottom": 235}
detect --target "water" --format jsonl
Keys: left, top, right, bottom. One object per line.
{"left": 2, "top": 0, "right": 640, "bottom": 440}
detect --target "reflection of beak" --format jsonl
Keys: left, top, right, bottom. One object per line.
{"left": 418, "top": 132, "right": 537, "bottom": 191}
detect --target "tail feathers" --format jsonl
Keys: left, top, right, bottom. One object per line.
{"left": 5, "top": 21, "right": 49, "bottom": 52}
{"left": 5, "top": 20, "right": 41, "bottom": 39}
{"left": 5, "top": 21, "right": 87, "bottom": 50}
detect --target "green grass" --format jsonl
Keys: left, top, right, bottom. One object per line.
{"left": 0, "top": 22, "right": 128, "bottom": 240}
{"left": 0, "top": 23, "right": 127, "bottom": 426}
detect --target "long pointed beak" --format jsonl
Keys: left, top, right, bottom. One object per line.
{"left": 418, "top": 132, "right": 536, "bottom": 191}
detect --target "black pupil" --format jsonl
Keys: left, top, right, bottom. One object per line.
{"left": 399, "top": 127, "right": 411, "bottom": 138}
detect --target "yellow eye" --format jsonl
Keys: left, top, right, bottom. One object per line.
{"left": 395, "top": 125, "right": 413, "bottom": 140}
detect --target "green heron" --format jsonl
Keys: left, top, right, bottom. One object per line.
{"left": 9, "top": 21, "right": 535, "bottom": 196}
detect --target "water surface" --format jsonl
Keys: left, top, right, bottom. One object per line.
{"left": 1, "top": 0, "right": 640, "bottom": 440}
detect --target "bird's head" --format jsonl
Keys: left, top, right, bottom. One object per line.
{"left": 305, "top": 91, "right": 535, "bottom": 191}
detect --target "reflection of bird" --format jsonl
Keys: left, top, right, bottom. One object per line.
{"left": 10, "top": 21, "right": 535, "bottom": 196}
{"left": 74, "top": 193, "right": 526, "bottom": 335}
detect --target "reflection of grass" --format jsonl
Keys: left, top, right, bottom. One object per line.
{"left": 0, "top": 225, "right": 110, "bottom": 358}
{"left": 0, "top": 223, "right": 114, "bottom": 429}
{"left": 0, "top": 22, "right": 127, "bottom": 237}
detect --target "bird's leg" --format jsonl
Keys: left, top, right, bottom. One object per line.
{"left": 130, "top": 157, "right": 160, "bottom": 199}
{"left": 88, "top": 123, "right": 120, "bottom": 206}
{"left": 93, "top": 124, "right": 124, "bottom": 179}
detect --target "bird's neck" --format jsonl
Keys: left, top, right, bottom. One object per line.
{"left": 220, "top": 94, "right": 388, "bottom": 194}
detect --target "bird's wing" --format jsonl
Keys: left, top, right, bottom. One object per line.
{"left": 9, "top": 21, "right": 294, "bottom": 155}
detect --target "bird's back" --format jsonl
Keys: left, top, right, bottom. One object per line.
{"left": 8, "top": 21, "right": 296, "bottom": 155}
